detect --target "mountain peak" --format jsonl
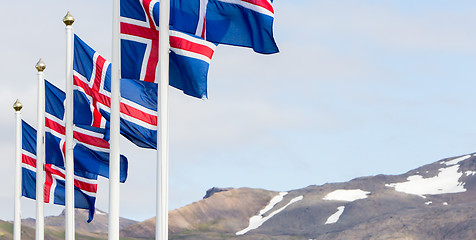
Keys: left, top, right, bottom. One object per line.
{"left": 203, "top": 187, "right": 233, "bottom": 199}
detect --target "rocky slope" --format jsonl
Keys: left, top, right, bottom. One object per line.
{"left": 121, "top": 153, "right": 476, "bottom": 240}
{"left": 121, "top": 187, "right": 277, "bottom": 238}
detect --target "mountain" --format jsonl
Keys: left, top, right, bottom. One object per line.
{"left": 1, "top": 218, "right": 109, "bottom": 240}
{"left": 0, "top": 219, "right": 35, "bottom": 240}
{"left": 121, "top": 153, "right": 476, "bottom": 240}
{"left": 121, "top": 187, "right": 278, "bottom": 238}
{"left": 9, "top": 153, "right": 476, "bottom": 239}
{"left": 22, "top": 209, "right": 137, "bottom": 234}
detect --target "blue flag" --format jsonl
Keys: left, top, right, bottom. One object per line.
{"left": 22, "top": 120, "right": 98, "bottom": 222}
{"left": 170, "top": 0, "right": 279, "bottom": 54}
{"left": 120, "top": 0, "right": 217, "bottom": 98}
{"left": 45, "top": 80, "right": 129, "bottom": 182}
{"left": 74, "top": 35, "right": 158, "bottom": 149}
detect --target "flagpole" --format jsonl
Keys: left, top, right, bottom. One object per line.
{"left": 13, "top": 99, "right": 23, "bottom": 240}
{"left": 109, "top": 0, "right": 121, "bottom": 239}
{"left": 63, "top": 12, "right": 76, "bottom": 240}
{"left": 35, "top": 59, "right": 46, "bottom": 240}
{"left": 157, "top": 0, "right": 170, "bottom": 239}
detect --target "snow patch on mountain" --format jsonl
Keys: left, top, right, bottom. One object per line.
{"left": 323, "top": 189, "right": 370, "bottom": 202}
{"left": 236, "top": 194, "right": 303, "bottom": 235}
{"left": 441, "top": 155, "right": 472, "bottom": 166}
{"left": 325, "top": 206, "right": 345, "bottom": 224}
{"left": 235, "top": 192, "right": 288, "bottom": 235}
{"left": 465, "top": 171, "right": 476, "bottom": 176}
{"left": 258, "top": 192, "right": 288, "bottom": 215}
{"left": 386, "top": 164, "right": 466, "bottom": 198}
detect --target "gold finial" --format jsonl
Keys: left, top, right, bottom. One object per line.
{"left": 63, "top": 11, "right": 75, "bottom": 26}
{"left": 13, "top": 99, "right": 23, "bottom": 112}
{"left": 35, "top": 58, "right": 46, "bottom": 72}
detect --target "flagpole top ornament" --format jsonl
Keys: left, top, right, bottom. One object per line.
{"left": 35, "top": 58, "right": 46, "bottom": 72}
{"left": 63, "top": 11, "right": 75, "bottom": 26}
{"left": 13, "top": 99, "right": 23, "bottom": 112}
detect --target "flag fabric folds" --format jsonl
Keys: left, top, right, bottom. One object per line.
{"left": 45, "top": 79, "right": 129, "bottom": 182}
{"left": 120, "top": 0, "right": 217, "bottom": 98}
{"left": 170, "top": 0, "right": 279, "bottom": 54}
{"left": 22, "top": 120, "right": 98, "bottom": 222}
{"left": 73, "top": 35, "right": 158, "bottom": 149}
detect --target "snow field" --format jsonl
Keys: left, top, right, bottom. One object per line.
{"left": 236, "top": 192, "right": 303, "bottom": 235}
{"left": 323, "top": 189, "right": 370, "bottom": 202}
{"left": 325, "top": 206, "right": 345, "bottom": 224}
{"left": 386, "top": 164, "right": 466, "bottom": 198}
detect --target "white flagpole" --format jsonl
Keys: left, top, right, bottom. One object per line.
{"left": 35, "top": 59, "right": 46, "bottom": 240}
{"left": 157, "top": 0, "right": 170, "bottom": 239}
{"left": 63, "top": 12, "right": 76, "bottom": 240}
{"left": 109, "top": 0, "right": 121, "bottom": 239}
{"left": 13, "top": 99, "right": 23, "bottom": 240}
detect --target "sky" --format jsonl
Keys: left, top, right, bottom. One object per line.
{"left": 1, "top": 0, "right": 476, "bottom": 222}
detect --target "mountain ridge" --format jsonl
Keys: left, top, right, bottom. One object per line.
{"left": 4, "top": 152, "right": 475, "bottom": 239}
{"left": 122, "top": 152, "right": 476, "bottom": 239}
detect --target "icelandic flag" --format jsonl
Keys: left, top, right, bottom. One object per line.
{"left": 22, "top": 120, "right": 98, "bottom": 222}
{"left": 74, "top": 35, "right": 158, "bottom": 149}
{"left": 121, "top": 0, "right": 217, "bottom": 98}
{"left": 45, "top": 79, "right": 129, "bottom": 182}
{"left": 170, "top": 0, "right": 279, "bottom": 54}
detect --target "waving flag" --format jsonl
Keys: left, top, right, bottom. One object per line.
{"left": 74, "top": 35, "right": 158, "bottom": 149}
{"left": 22, "top": 120, "right": 98, "bottom": 222}
{"left": 121, "top": 0, "right": 216, "bottom": 98}
{"left": 45, "top": 80, "right": 129, "bottom": 182}
{"left": 170, "top": 0, "right": 278, "bottom": 54}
